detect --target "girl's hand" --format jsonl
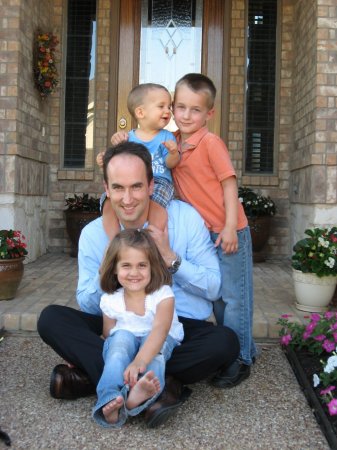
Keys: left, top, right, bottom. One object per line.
{"left": 124, "top": 359, "right": 147, "bottom": 387}
{"left": 215, "top": 227, "right": 238, "bottom": 254}
{"left": 147, "top": 224, "right": 176, "bottom": 267}
{"left": 111, "top": 131, "right": 129, "bottom": 146}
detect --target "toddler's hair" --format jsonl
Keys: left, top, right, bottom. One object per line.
{"left": 127, "top": 83, "right": 170, "bottom": 119}
{"left": 100, "top": 228, "right": 172, "bottom": 294}
{"left": 175, "top": 73, "right": 216, "bottom": 109}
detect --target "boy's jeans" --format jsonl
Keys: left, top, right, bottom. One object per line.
{"left": 210, "top": 226, "right": 257, "bottom": 366}
{"left": 92, "top": 329, "right": 178, "bottom": 428}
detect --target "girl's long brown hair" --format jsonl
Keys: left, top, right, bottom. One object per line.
{"left": 100, "top": 228, "right": 172, "bottom": 294}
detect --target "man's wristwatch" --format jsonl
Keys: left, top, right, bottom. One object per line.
{"left": 168, "top": 253, "right": 182, "bottom": 274}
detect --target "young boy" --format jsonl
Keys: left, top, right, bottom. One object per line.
{"left": 172, "top": 73, "right": 256, "bottom": 387}
{"left": 97, "top": 83, "right": 180, "bottom": 239}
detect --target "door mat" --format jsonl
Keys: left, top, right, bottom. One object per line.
{"left": 285, "top": 347, "right": 337, "bottom": 449}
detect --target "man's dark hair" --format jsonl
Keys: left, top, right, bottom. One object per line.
{"left": 175, "top": 73, "right": 216, "bottom": 109}
{"left": 103, "top": 142, "right": 153, "bottom": 185}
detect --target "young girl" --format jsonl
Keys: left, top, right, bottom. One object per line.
{"left": 92, "top": 228, "right": 184, "bottom": 428}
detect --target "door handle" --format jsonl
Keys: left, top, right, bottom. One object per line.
{"left": 119, "top": 117, "right": 127, "bottom": 129}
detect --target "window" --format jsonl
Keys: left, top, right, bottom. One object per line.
{"left": 63, "top": 0, "right": 96, "bottom": 168}
{"left": 245, "top": 0, "right": 277, "bottom": 174}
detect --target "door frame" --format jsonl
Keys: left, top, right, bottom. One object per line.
{"left": 107, "top": 0, "right": 230, "bottom": 142}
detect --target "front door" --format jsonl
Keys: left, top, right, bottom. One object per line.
{"left": 108, "top": 0, "right": 229, "bottom": 138}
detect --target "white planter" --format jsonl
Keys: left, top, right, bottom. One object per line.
{"left": 292, "top": 269, "right": 337, "bottom": 313}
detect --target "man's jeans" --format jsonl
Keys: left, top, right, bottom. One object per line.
{"left": 92, "top": 329, "right": 178, "bottom": 428}
{"left": 211, "top": 226, "right": 256, "bottom": 365}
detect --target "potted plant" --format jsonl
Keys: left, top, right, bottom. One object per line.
{"left": 0, "top": 230, "right": 28, "bottom": 300}
{"left": 64, "top": 194, "right": 100, "bottom": 257}
{"left": 277, "top": 313, "right": 337, "bottom": 447}
{"left": 291, "top": 227, "right": 337, "bottom": 312}
{"left": 238, "top": 186, "right": 276, "bottom": 262}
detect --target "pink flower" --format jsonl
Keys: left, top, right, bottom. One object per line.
{"left": 333, "top": 332, "right": 337, "bottom": 342}
{"left": 314, "top": 334, "right": 326, "bottom": 342}
{"left": 281, "top": 314, "right": 292, "bottom": 319}
{"left": 328, "top": 399, "right": 337, "bottom": 416}
{"left": 311, "top": 313, "right": 321, "bottom": 322}
{"left": 325, "top": 312, "right": 335, "bottom": 320}
{"left": 320, "top": 386, "right": 336, "bottom": 396}
{"left": 323, "top": 339, "right": 336, "bottom": 353}
{"left": 305, "top": 322, "right": 317, "bottom": 333}
{"left": 331, "top": 322, "right": 337, "bottom": 331}
{"left": 281, "top": 334, "right": 292, "bottom": 346}
{"left": 303, "top": 331, "right": 312, "bottom": 340}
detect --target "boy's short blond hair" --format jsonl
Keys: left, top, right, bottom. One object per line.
{"left": 127, "top": 83, "right": 170, "bottom": 120}
{"left": 174, "top": 73, "right": 216, "bottom": 109}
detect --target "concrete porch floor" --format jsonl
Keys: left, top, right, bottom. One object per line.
{"left": 0, "top": 252, "right": 316, "bottom": 337}
{"left": 0, "top": 253, "right": 333, "bottom": 449}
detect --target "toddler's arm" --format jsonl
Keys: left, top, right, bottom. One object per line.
{"left": 123, "top": 296, "right": 174, "bottom": 386}
{"left": 96, "top": 151, "right": 105, "bottom": 168}
{"left": 163, "top": 140, "right": 180, "bottom": 169}
{"left": 111, "top": 131, "right": 129, "bottom": 146}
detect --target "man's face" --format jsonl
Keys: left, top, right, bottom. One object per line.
{"left": 104, "top": 154, "right": 154, "bottom": 229}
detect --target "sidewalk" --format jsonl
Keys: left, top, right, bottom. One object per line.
{"left": 0, "top": 252, "right": 310, "bottom": 337}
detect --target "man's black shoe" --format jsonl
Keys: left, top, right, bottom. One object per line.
{"left": 144, "top": 375, "right": 192, "bottom": 428}
{"left": 50, "top": 364, "right": 96, "bottom": 399}
{"left": 211, "top": 360, "right": 251, "bottom": 388}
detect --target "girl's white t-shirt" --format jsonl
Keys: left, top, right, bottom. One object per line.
{"left": 100, "top": 285, "right": 184, "bottom": 342}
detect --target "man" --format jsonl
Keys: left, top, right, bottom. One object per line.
{"left": 38, "top": 142, "right": 239, "bottom": 428}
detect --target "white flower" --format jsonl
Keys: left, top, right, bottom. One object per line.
{"left": 239, "top": 197, "right": 243, "bottom": 203}
{"left": 324, "top": 257, "right": 335, "bottom": 269}
{"left": 324, "top": 355, "right": 337, "bottom": 373}
{"left": 313, "top": 373, "right": 320, "bottom": 387}
{"left": 318, "top": 237, "right": 329, "bottom": 248}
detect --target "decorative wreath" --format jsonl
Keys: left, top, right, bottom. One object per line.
{"left": 33, "top": 30, "right": 59, "bottom": 99}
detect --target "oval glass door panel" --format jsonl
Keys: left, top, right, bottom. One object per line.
{"left": 140, "top": 0, "right": 203, "bottom": 129}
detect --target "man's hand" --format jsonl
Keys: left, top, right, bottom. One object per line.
{"left": 124, "top": 358, "right": 147, "bottom": 387}
{"left": 147, "top": 224, "right": 176, "bottom": 267}
{"left": 111, "top": 131, "right": 129, "bottom": 146}
{"left": 214, "top": 227, "right": 238, "bottom": 254}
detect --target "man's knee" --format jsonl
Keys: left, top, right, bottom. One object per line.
{"left": 208, "top": 325, "right": 240, "bottom": 362}
{"left": 37, "top": 304, "right": 64, "bottom": 338}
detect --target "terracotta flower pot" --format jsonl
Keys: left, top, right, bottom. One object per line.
{"left": 247, "top": 216, "right": 271, "bottom": 262}
{"left": 0, "top": 257, "right": 25, "bottom": 300}
{"left": 65, "top": 210, "right": 100, "bottom": 257}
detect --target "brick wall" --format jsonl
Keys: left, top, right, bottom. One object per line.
{"left": 290, "top": 0, "right": 337, "bottom": 243}
{"left": 48, "top": 0, "right": 111, "bottom": 253}
{"left": 228, "top": 0, "right": 293, "bottom": 258}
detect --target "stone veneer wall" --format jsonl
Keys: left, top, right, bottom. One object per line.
{"left": 228, "top": 0, "right": 293, "bottom": 257}
{"left": 290, "top": 0, "right": 337, "bottom": 244}
{"left": 0, "top": 0, "right": 54, "bottom": 261}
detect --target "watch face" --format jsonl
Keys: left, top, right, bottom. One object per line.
{"left": 170, "top": 254, "right": 181, "bottom": 274}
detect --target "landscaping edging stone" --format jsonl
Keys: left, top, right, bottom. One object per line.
{"left": 285, "top": 347, "right": 337, "bottom": 449}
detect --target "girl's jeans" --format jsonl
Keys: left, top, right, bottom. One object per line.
{"left": 210, "top": 226, "right": 257, "bottom": 365}
{"left": 92, "top": 329, "right": 178, "bottom": 428}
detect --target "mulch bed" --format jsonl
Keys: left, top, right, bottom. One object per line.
{"left": 285, "top": 347, "right": 337, "bottom": 449}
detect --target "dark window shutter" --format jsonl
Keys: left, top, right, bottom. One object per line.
{"left": 245, "top": 0, "right": 277, "bottom": 174}
{"left": 63, "top": 0, "right": 96, "bottom": 168}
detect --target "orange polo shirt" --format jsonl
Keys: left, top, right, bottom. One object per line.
{"left": 173, "top": 127, "right": 247, "bottom": 233}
